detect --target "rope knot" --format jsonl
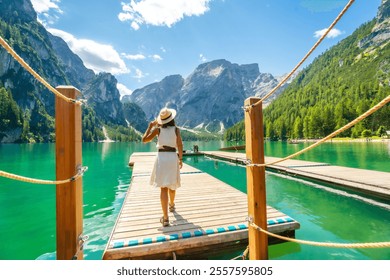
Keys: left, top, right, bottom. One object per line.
{"left": 71, "top": 234, "right": 89, "bottom": 260}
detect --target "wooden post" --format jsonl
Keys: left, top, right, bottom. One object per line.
{"left": 55, "top": 86, "right": 83, "bottom": 260}
{"left": 244, "top": 97, "right": 268, "bottom": 260}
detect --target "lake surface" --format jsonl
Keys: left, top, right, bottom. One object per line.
{"left": 0, "top": 140, "right": 389, "bottom": 260}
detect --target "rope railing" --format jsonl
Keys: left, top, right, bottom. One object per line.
{"left": 0, "top": 35, "right": 87, "bottom": 186}
{"left": 249, "top": 0, "right": 355, "bottom": 107}
{"left": 246, "top": 94, "right": 390, "bottom": 167}
{"left": 0, "top": 166, "right": 88, "bottom": 185}
{"left": 248, "top": 218, "right": 390, "bottom": 249}
{"left": 0, "top": 35, "right": 82, "bottom": 105}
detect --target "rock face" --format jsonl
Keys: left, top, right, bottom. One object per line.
{"left": 127, "top": 59, "right": 286, "bottom": 132}
{"left": 127, "top": 74, "right": 184, "bottom": 120}
{"left": 378, "top": 0, "right": 390, "bottom": 22}
{"left": 0, "top": 0, "right": 37, "bottom": 24}
{"left": 48, "top": 34, "right": 95, "bottom": 90}
{"left": 122, "top": 102, "right": 148, "bottom": 133}
{"left": 359, "top": 0, "right": 390, "bottom": 48}
{"left": 83, "top": 73, "right": 126, "bottom": 125}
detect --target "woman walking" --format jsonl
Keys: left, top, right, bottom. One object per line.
{"left": 142, "top": 107, "right": 183, "bottom": 227}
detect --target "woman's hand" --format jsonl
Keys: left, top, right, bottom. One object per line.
{"left": 179, "top": 158, "right": 183, "bottom": 169}
{"left": 142, "top": 120, "right": 159, "bottom": 143}
{"left": 149, "top": 120, "right": 158, "bottom": 128}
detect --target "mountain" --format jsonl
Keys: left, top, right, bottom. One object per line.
{"left": 83, "top": 73, "right": 126, "bottom": 126}
{"left": 122, "top": 102, "right": 148, "bottom": 133}
{"left": 359, "top": 0, "right": 390, "bottom": 48}
{"left": 224, "top": 0, "right": 390, "bottom": 141}
{"left": 124, "top": 59, "right": 289, "bottom": 133}
{"left": 124, "top": 74, "right": 184, "bottom": 121}
{"left": 0, "top": 0, "right": 139, "bottom": 143}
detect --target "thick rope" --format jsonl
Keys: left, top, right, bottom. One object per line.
{"left": 250, "top": 0, "right": 355, "bottom": 107}
{"left": 0, "top": 36, "right": 82, "bottom": 105}
{"left": 72, "top": 235, "right": 89, "bottom": 260}
{"left": 0, "top": 166, "right": 87, "bottom": 185}
{"left": 247, "top": 94, "right": 390, "bottom": 167}
{"left": 248, "top": 220, "right": 390, "bottom": 249}
{"left": 231, "top": 246, "right": 249, "bottom": 260}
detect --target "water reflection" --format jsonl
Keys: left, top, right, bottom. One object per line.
{"left": 100, "top": 142, "right": 112, "bottom": 161}
{"left": 387, "top": 141, "right": 390, "bottom": 157}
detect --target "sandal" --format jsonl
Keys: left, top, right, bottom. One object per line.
{"left": 169, "top": 203, "right": 176, "bottom": 212}
{"left": 160, "top": 217, "right": 169, "bottom": 227}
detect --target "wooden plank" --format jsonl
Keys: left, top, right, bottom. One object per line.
{"left": 103, "top": 152, "right": 299, "bottom": 260}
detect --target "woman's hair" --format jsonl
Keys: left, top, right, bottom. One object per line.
{"left": 162, "top": 119, "right": 176, "bottom": 128}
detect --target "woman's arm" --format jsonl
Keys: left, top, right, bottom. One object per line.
{"left": 142, "top": 120, "right": 159, "bottom": 143}
{"left": 176, "top": 127, "right": 183, "bottom": 168}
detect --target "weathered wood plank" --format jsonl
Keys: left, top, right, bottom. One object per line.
{"left": 103, "top": 152, "right": 299, "bottom": 260}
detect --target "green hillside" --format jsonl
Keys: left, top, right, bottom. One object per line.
{"left": 225, "top": 19, "right": 390, "bottom": 141}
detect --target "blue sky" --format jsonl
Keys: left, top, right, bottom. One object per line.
{"left": 31, "top": 0, "right": 381, "bottom": 98}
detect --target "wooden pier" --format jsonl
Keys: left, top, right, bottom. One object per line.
{"left": 202, "top": 151, "right": 390, "bottom": 200}
{"left": 102, "top": 152, "right": 300, "bottom": 260}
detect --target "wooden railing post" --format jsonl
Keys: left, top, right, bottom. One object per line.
{"left": 244, "top": 97, "right": 268, "bottom": 260}
{"left": 55, "top": 86, "right": 83, "bottom": 260}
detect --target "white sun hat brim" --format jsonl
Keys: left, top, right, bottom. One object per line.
{"left": 157, "top": 108, "right": 177, "bottom": 125}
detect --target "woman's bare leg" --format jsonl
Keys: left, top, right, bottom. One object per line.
{"left": 160, "top": 187, "right": 169, "bottom": 220}
{"left": 168, "top": 189, "right": 176, "bottom": 208}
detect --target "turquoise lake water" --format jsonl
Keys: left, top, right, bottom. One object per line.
{"left": 0, "top": 140, "right": 389, "bottom": 260}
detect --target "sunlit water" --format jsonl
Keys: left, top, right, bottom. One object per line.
{"left": 0, "top": 140, "right": 389, "bottom": 260}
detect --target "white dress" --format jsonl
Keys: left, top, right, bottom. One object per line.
{"left": 149, "top": 126, "right": 181, "bottom": 190}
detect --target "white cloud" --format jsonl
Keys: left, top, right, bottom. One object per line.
{"left": 314, "top": 28, "right": 343, "bottom": 39}
{"left": 133, "top": 68, "right": 146, "bottom": 79}
{"left": 131, "top": 21, "right": 141, "bottom": 30}
{"left": 117, "top": 83, "right": 133, "bottom": 98}
{"left": 119, "top": 0, "right": 211, "bottom": 30}
{"left": 150, "top": 54, "right": 162, "bottom": 61}
{"left": 48, "top": 28, "right": 129, "bottom": 75}
{"left": 122, "top": 53, "right": 146, "bottom": 60}
{"left": 122, "top": 53, "right": 162, "bottom": 62}
{"left": 31, "top": 0, "right": 63, "bottom": 25}
{"left": 199, "top": 53, "right": 207, "bottom": 62}
{"left": 31, "top": 0, "right": 62, "bottom": 13}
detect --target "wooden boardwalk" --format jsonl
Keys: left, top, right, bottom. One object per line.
{"left": 102, "top": 152, "right": 300, "bottom": 260}
{"left": 202, "top": 151, "right": 390, "bottom": 200}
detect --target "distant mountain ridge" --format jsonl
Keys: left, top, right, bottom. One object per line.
{"left": 0, "top": 0, "right": 141, "bottom": 142}
{"left": 123, "top": 59, "right": 291, "bottom": 133}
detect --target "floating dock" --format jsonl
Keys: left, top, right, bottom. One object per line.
{"left": 202, "top": 151, "right": 390, "bottom": 200}
{"left": 103, "top": 152, "right": 300, "bottom": 260}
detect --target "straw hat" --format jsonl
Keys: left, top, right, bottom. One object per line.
{"left": 156, "top": 107, "right": 177, "bottom": 125}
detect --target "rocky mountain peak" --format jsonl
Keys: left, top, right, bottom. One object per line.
{"left": 127, "top": 59, "right": 287, "bottom": 132}
{"left": 358, "top": 0, "right": 390, "bottom": 48}
{"left": 378, "top": 0, "right": 390, "bottom": 23}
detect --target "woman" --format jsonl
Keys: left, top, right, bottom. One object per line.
{"left": 142, "top": 107, "right": 183, "bottom": 227}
